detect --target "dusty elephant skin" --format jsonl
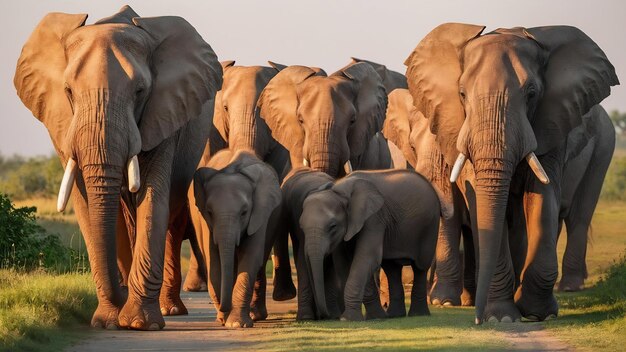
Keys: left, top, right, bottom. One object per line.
{"left": 192, "top": 150, "right": 282, "bottom": 328}
{"left": 404, "top": 23, "right": 618, "bottom": 324}
{"left": 13, "top": 5, "right": 222, "bottom": 330}
{"left": 298, "top": 169, "right": 444, "bottom": 321}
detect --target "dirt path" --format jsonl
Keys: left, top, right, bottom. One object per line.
{"left": 66, "top": 286, "right": 297, "bottom": 352}
{"left": 66, "top": 286, "right": 573, "bottom": 351}
{"left": 501, "top": 323, "right": 572, "bottom": 351}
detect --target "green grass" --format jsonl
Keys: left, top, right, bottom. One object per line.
{"left": 0, "top": 270, "right": 96, "bottom": 352}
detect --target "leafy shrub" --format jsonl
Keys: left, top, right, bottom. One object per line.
{"left": 601, "top": 156, "right": 626, "bottom": 201}
{"left": 0, "top": 193, "right": 77, "bottom": 272}
{"left": 0, "top": 154, "right": 63, "bottom": 200}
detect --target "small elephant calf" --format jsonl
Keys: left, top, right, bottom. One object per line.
{"left": 300, "top": 169, "right": 448, "bottom": 321}
{"left": 192, "top": 150, "right": 282, "bottom": 328}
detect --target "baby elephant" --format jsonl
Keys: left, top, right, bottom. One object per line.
{"left": 300, "top": 169, "right": 448, "bottom": 321}
{"left": 193, "top": 150, "right": 282, "bottom": 328}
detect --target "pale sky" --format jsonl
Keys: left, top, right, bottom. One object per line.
{"left": 1, "top": 0, "right": 625, "bottom": 156}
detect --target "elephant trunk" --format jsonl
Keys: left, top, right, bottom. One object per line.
{"left": 472, "top": 157, "right": 512, "bottom": 324}
{"left": 213, "top": 218, "right": 240, "bottom": 314}
{"left": 229, "top": 108, "right": 257, "bottom": 152}
{"left": 72, "top": 89, "right": 136, "bottom": 307}
{"left": 305, "top": 232, "right": 330, "bottom": 319}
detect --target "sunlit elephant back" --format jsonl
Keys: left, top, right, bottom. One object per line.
{"left": 404, "top": 23, "right": 618, "bottom": 323}
{"left": 14, "top": 5, "right": 222, "bottom": 330}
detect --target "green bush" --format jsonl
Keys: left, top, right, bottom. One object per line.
{"left": 0, "top": 193, "right": 77, "bottom": 272}
{"left": 0, "top": 154, "right": 62, "bottom": 200}
{"left": 601, "top": 156, "right": 626, "bottom": 201}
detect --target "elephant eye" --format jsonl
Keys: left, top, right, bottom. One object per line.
{"left": 459, "top": 87, "right": 466, "bottom": 101}
{"left": 223, "top": 105, "right": 228, "bottom": 113}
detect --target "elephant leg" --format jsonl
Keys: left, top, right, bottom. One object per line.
{"left": 483, "top": 222, "right": 521, "bottom": 323}
{"left": 408, "top": 266, "right": 430, "bottom": 316}
{"left": 363, "top": 273, "right": 387, "bottom": 320}
{"left": 430, "top": 213, "right": 463, "bottom": 306}
{"left": 271, "top": 217, "right": 297, "bottom": 301}
{"left": 460, "top": 225, "right": 476, "bottom": 306}
{"left": 514, "top": 183, "right": 559, "bottom": 322}
{"left": 378, "top": 269, "right": 390, "bottom": 309}
{"left": 119, "top": 182, "right": 171, "bottom": 330}
{"left": 159, "top": 209, "right": 188, "bottom": 316}
{"left": 183, "top": 238, "right": 208, "bottom": 292}
{"left": 507, "top": 191, "right": 527, "bottom": 291}
{"left": 294, "top": 233, "right": 316, "bottom": 321}
{"left": 382, "top": 261, "right": 406, "bottom": 318}
{"left": 559, "top": 161, "right": 607, "bottom": 292}
{"left": 341, "top": 221, "right": 384, "bottom": 321}
{"left": 250, "top": 267, "right": 268, "bottom": 321}
{"left": 116, "top": 205, "right": 132, "bottom": 290}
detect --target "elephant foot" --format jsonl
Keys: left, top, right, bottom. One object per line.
{"left": 118, "top": 298, "right": 165, "bottom": 331}
{"left": 557, "top": 275, "right": 585, "bottom": 292}
{"left": 340, "top": 308, "right": 364, "bottom": 321}
{"left": 516, "top": 292, "right": 559, "bottom": 322}
{"left": 386, "top": 303, "right": 407, "bottom": 318}
{"left": 272, "top": 267, "right": 297, "bottom": 301}
{"left": 182, "top": 272, "right": 208, "bottom": 292}
{"left": 296, "top": 305, "right": 316, "bottom": 321}
{"left": 480, "top": 299, "right": 521, "bottom": 324}
{"left": 225, "top": 310, "right": 254, "bottom": 328}
{"left": 429, "top": 281, "right": 462, "bottom": 306}
{"left": 216, "top": 310, "right": 227, "bottom": 325}
{"left": 91, "top": 303, "right": 121, "bottom": 330}
{"left": 250, "top": 304, "right": 268, "bottom": 321}
{"left": 379, "top": 289, "right": 390, "bottom": 310}
{"left": 408, "top": 302, "right": 430, "bottom": 317}
{"left": 461, "top": 287, "right": 475, "bottom": 306}
{"left": 159, "top": 294, "right": 188, "bottom": 316}
{"left": 365, "top": 302, "right": 387, "bottom": 320}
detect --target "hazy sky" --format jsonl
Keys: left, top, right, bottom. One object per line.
{"left": 1, "top": 0, "right": 625, "bottom": 156}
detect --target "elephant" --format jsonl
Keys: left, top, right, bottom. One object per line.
{"left": 192, "top": 149, "right": 282, "bottom": 328}
{"left": 404, "top": 23, "right": 618, "bottom": 323}
{"left": 280, "top": 167, "right": 387, "bottom": 321}
{"left": 383, "top": 89, "right": 477, "bottom": 307}
{"left": 13, "top": 5, "right": 222, "bottom": 330}
{"left": 183, "top": 61, "right": 297, "bottom": 302}
{"left": 299, "top": 169, "right": 446, "bottom": 321}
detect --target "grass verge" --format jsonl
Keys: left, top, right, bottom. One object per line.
{"left": 0, "top": 270, "right": 96, "bottom": 352}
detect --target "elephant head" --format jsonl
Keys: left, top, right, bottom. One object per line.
{"left": 212, "top": 61, "right": 280, "bottom": 152}
{"left": 14, "top": 6, "right": 222, "bottom": 305}
{"left": 350, "top": 57, "right": 408, "bottom": 93}
{"left": 258, "top": 62, "right": 387, "bottom": 177}
{"left": 193, "top": 150, "right": 281, "bottom": 314}
{"left": 299, "top": 177, "right": 384, "bottom": 318}
{"left": 404, "top": 23, "right": 618, "bottom": 323}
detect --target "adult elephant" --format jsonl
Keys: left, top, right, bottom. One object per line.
{"left": 184, "top": 61, "right": 298, "bottom": 301}
{"left": 14, "top": 6, "right": 222, "bottom": 330}
{"left": 404, "top": 23, "right": 618, "bottom": 323}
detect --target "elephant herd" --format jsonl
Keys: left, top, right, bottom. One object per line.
{"left": 14, "top": 5, "right": 618, "bottom": 330}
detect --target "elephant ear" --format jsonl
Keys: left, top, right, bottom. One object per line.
{"left": 404, "top": 23, "right": 485, "bottom": 166}
{"left": 193, "top": 167, "right": 220, "bottom": 211}
{"left": 221, "top": 60, "right": 236, "bottom": 70}
{"left": 382, "top": 89, "right": 416, "bottom": 166}
{"left": 14, "top": 12, "right": 87, "bottom": 156}
{"left": 257, "top": 65, "right": 323, "bottom": 163}
{"left": 132, "top": 16, "right": 222, "bottom": 151}
{"left": 526, "top": 26, "right": 619, "bottom": 155}
{"left": 333, "top": 178, "right": 384, "bottom": 241}
{"left": 351, "top": 57, "right": 408, "bottom": 92}
{"left": 212, "top": 90, "right": 229, "bottom": 142}
{"left": 336, "top": 62, "right": 388, "bottom": 160}
{"left": 268, "top": 61, "right": 327, "bottom": 76}
{"left": 239, "top": 159, "right": 282, "bottom": 236}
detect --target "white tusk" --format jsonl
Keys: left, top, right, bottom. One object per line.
{"left": 449, "top": 153, "right": 467, "bottom": 183}
{"left": 303, "top": 158, "right": 309, "bottom": 167}
{"left": 344, "top": 160, "right": 353, "bottom": 174}
{"left": 128, "top": 155, "right": 141, "bottom": 193}
{"left": 57, "top": 158, "right": 77, "bottom": 212}
{"left": 525, "top": 152, "right": 550, "bottom": 185}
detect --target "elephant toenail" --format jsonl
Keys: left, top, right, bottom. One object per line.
{"left": 148, "top": 323, "right": 160, "bottom": 330}
{"left": 105, "top": 323, "right": 119, "bottom": 330}
{"left": 92, "top": 322, "right": 103, "bottom": 329}
{"left": 443, "top": 301, "right": 453, "bottom": 307}
{"left": 475, "top": 317, "right": 482, "bottom": 325}
{"left": 160, "top": 307, "right": 168, "bottom": 315}
{"left": 131, "top": 320, "right": 144, "bottom": 329}
{"left": 431, "top": 298, "right": 441, "bottom": 305}
{"left": 170, "top": 307, "right": 179, "bottom": 315}
{"left": 501, "top": 316, "right": 513, "bottom": 323}
{"left": 545, "top": 314, "right": 557, "bottom": 320}
{"left": 487, "top": 316, "right": 498, "bottom": 323}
